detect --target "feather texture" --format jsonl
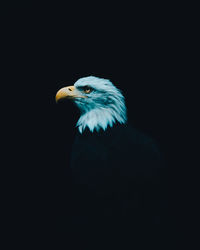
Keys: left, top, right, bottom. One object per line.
{"left": 73, "top": 76, "right": 127, "bottom": 133}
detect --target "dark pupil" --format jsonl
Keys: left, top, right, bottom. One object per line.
{"left": 83, "top": 86, "right": 90, "bottom": 91}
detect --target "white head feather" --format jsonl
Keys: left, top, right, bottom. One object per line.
{"left": 73, "top": 76, "right": 127, "bottom": 133}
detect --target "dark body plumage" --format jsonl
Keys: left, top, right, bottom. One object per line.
{"left": 69, "top": 123, "right": 168, "bottom": 249}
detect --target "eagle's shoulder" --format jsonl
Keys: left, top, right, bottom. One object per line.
{"left": 105, "top": 123, "right": 160, "bottom": 154}
{"left": 71, "top": 123, "right": 162, "bottom": 167}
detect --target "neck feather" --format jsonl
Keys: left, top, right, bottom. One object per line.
{"left": 76, "top": 105, "right": 127, "bottom": 133}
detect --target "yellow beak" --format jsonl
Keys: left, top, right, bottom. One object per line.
{"left": 55, "top": 85, "right": 87, "bottom": 103}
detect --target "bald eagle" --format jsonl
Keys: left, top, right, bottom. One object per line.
{"left": 56, "top": 76, "right": 168, "bottom": 249}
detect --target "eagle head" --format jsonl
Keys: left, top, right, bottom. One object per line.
{"left": 55, "top": 76, "right": 127, "bottom": 133}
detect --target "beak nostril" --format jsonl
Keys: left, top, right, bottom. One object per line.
{"left": 68, "top": 88, "right": 72, "bottom": 91}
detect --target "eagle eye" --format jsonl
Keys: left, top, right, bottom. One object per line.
{"left": 82, "top": 86, "right": 93, "bottom": 94}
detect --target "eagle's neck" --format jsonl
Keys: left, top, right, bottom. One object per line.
{"left": 76, "top": 106, "right": 127, "bottom": 134}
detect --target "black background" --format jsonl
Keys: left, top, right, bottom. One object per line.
{"left": 2, "top": 1, "right": 192, "bottom": 248}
